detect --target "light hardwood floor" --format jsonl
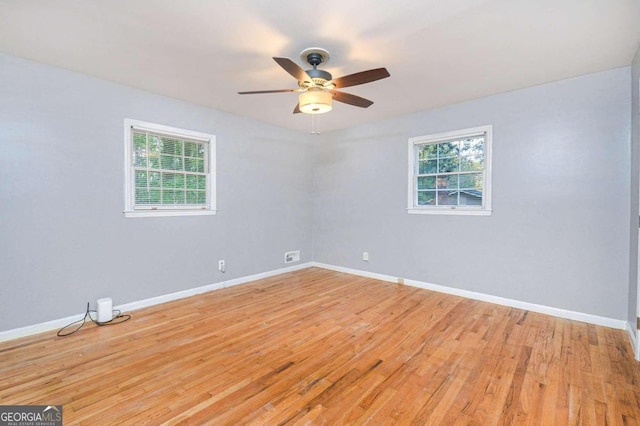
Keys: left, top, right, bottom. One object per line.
{"left": 1, "top": 268, "right": 639, "bottom": 425}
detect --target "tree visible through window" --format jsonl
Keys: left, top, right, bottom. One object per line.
{"left": 124, "top": 119, "right": 216, "bottom": 217}
{"left": 408, "top": 125, "right": 492, "bottom": 215}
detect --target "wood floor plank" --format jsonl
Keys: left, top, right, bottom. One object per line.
{"left": 0, "top": 267, "right": 639, "bottom": 425}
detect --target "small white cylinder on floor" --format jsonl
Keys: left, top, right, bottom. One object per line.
{"left": 96, "top": 297, "right": 113, "bottom": 323}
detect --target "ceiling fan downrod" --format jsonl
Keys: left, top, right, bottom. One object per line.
{"left": 304, "top": 52, "right": 332, "bottom": 85}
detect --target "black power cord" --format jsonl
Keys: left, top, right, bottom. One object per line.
{"left": 57, "top": 302, "right": 131, "bottom": 337}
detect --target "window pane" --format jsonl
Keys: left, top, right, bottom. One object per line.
{"left": 196, "top": 191, "right": 207, "bottom": 204}
{"left": 133, "top": 132, "right": 147, "bottom": 146}
{"left": 417, "top": 190, "right": 435, "bottom": 205}
{"left": 148, "top": 157, "right": 160, "bottom": 169}
{"left": 135, "top": 170, "right": 148, "bottom": 187}
{"left": 197, "top": 175, "right": 206, "bottom": 189}
{"left": 162, "top": 173, "right": 185, "bottom": 189}
{"left": 175, "top": 174, "right": 185, "bottom": 189}
{"left": 133, "top": 133, "right": 148, "bottom": 167}
{"left": 460, "top": 155, "right": 483, "bottom": 172}
{"left": 186, "top": 175, "right": 198, "bottom": 189}
{"left": 418, "top": 159, "right": 437, "bottom": 174}
{"left": 148, "top": 135, "right": 162, "bottom": 154}
{"left": 133, "top": 152, "right": 147, "bottom": 168}
{"left": 438, "top": 157, "right": 459, "bottom": 173}
{"left": 436, "top": 175, "right": 458, "bottom": 189}
{"left": 185, "top": 142, "right": 206, "bottom": 158}
{"left": 185, "top": 142, "right": 195, "bottom": 158}
{"left": 162, "top": 190, "right": 176, "bottom": 204}
{"left": 185, "top": 158, "right": 198, "bottom": 172}
{"left": 418, "top": 144, "right": 437, "bottom": 160}
{"left": 161, "top": 155, "right": 183, "bottom": 171}
{"left": 437, "top": 190, "right": 457, "bottom": 206}
{"left": 176, "top": 156, "right": 185, "bottom": 171}
{"left": 438, "top": 141, "right": 459, "bottom": 157}
{"left": 460, "top": 137, "right": 484, "bottom": 156}
{"left": 185, "top": 158, "right": 206, "bottom": 173}
{"left": 149, "top": 190, "right": 161, "bottom": 204}
{"left": 173, "top": 190, "right": 185, "bottom": 204}
{"left": 459, "top": 173, "right": 483, "bottom": 189}
{"left": 417, "top": 176, "right": 435, "bottom": 190}
{"left": 135, "top": 188, "right": 151, "bottom": 204}
{"left": 162, "top": 173, "right": 176, "bottom": 188}
{"left": 459, "top": 190, "right": 483, "bottom": 205}
{"left": 148, "top": 172, "right": 161, "bottom": 187}
{"left": 186, "top": 191, "right": 198, "bottom": 204}
{"left": 161, "top": 138, "right": 183, "bottom": 155}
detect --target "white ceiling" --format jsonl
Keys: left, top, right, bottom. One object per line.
{"left": 1, "top": 0, "right": 639, "bottom": 133}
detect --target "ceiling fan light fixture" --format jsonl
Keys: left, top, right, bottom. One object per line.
{"left": 299, "top": 90, "right": 332, "bottom": 114}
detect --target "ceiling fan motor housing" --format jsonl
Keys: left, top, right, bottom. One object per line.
{"left": 306, "top": 52, "right": 324, "bottom": 66}
{"left": 306, "top": 68, "right": 332, "bottom": 85}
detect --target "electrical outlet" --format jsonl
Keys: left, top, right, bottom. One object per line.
{"left": 363, "top": 252, "right": 369, "bottom": 261}
{"left": 284, "top": 250, "right": 300, "bottom": 264}
{"left": 218, "top": 260, "right": 225, "bottom": 273}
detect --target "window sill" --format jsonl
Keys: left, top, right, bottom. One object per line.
{"left": 407, "top": 207, "right": 492, "bottom": 216}
{"left": 124, "top": 209, "right": 217, "bottom": 218}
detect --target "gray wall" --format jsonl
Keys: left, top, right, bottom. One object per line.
{"left": 1, "top": 52, "right": 634, "bottom": 332}
{"left": 313, "top": 68, "right": 631, "bottom": 320}
{"left": 631, "top": 48, "right": 640, "bottom": 326}
{"left": 0, "top": 54, "right": 313, "bottom": 331}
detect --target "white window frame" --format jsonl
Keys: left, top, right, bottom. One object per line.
{"left": 407, "top": 125, "right": 492, "bottom": 216}
{"left": 124, "top": 118, "right": 217, "bottom": 218}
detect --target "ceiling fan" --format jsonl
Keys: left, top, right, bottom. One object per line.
{"left": 238, "top": 48, "right": 390, "bottom": 115}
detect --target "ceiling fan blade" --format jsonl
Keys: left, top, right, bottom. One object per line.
{"left": 293, "top": 103, "right": 301, "bottom": 114}
{"left": 330, "top": 68, "right": 390, "bottom": 89}
{"left": 273, "top": 57, "right": 312, "bottom": 83}
{"left": 238, "top": 89, "right": 298, "bottom": 95}
{"left": 329, "top": 90, "right": 374, "bottom": 108}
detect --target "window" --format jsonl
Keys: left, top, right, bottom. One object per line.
{"left": 124, "top": 119, "right": 216, "bottom": 217}
{"left": 408, "top": 125, "right": 492, "bottom": 215}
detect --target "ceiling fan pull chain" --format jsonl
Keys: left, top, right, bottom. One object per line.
{"left": 311, "top": 114, "right": 320, "bottom": 135}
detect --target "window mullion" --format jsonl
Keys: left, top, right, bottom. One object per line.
{"left": 145, "top": 132, "right": 151, "bottom": 195}
{"left": 204, "top": 143, "right": 210, "bottom": 208}
{"left": 158, "top": 138, "right": 164, "bottom": 206}
{"left": 435, "top": 146, "right": 439, "bottom": 206}
{"left": 457, "top": 147, "right": 461, "bottom": 205}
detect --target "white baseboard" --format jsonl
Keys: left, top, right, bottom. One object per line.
{"left": 0, "top": 313, "right": 89, "bottom": 344}
{"left": 310, "top": 262, "right": 627, "bottom": 330}
{"left": 118, "top": 262, "right": 312, "bottom": 313}
{"left": 627, "top": 321, "right": 639, "bottom": 361}
{"left": 0, "top": 261, "right": 628, "bottom": 343}
{"left": 0, "top": 262, "right": 313, "bottom": 343}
